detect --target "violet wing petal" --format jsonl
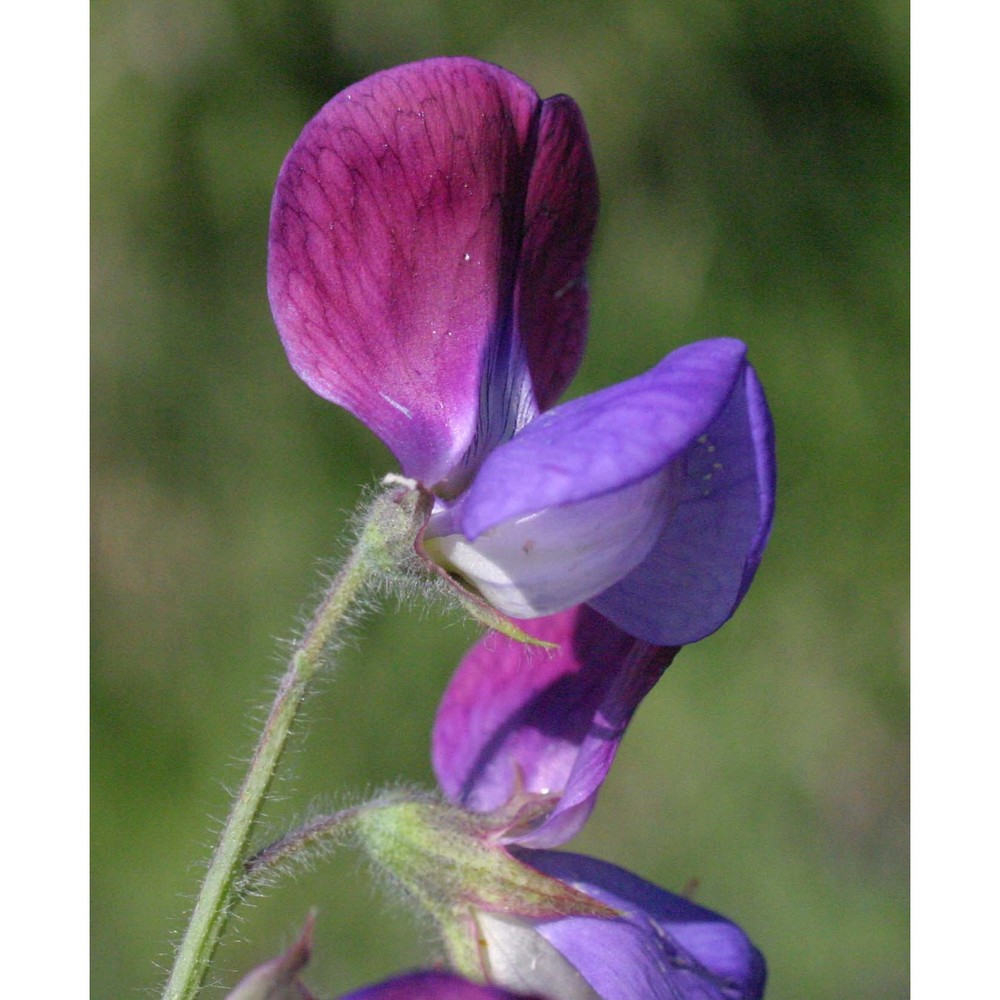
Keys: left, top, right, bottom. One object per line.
{"left": 517, "top": 850, "right": 768, "bottom": 1000}
{"left": 427, "top": 340, "right": 751, "bottom": 620}
{"left": 423, "top": 464, "right": 681, "bottom": 620}
{"left": 455, "top": 339, "right": 750, "bottom": 538}
{"left": 590, "top": 361, "right": 776, "bottom": 645}
{"left": 341, "top": 971, "right": 538, "bottom": 1000}
{"left": 268, "top": 57, "right": 539, "bottom": 488}
{"left": 432, "top": 606, "right": 677, "bottom": 848}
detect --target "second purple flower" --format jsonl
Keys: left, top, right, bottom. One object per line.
{"left": 349, "top": 605, "right": 766, "bottom": 999}
{"left": 268, "top": 57, "right": 775, "bottom": 644}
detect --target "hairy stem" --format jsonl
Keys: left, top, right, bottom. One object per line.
{"left": 161, "top": 480, "right": 428, "bottom": 1000}
{"left": 244, "top": 805, "right": 366, "bottom": 879}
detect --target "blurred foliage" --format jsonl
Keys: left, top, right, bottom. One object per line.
{"left": 91, "top": 1, "right": 908, "bottom": 997}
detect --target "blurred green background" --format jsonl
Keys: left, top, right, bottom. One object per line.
{"left": 91, "top": 1, "right": 908, "bottom": 997}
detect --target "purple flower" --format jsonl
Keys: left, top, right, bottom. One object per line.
{"left": 268, "top": 56, "right": 775, "bottom": 645}
{"left": 352, "top": 792, "right": 766, "bottom": 1000}
{"left": 427, "top": 607, "right": 766, "bottom": 998}
{"left": 341, "top": 970, "right": 545, "bottom": 1000}
{"left": 433, "top": 604, "right": 678, "bottom": 848}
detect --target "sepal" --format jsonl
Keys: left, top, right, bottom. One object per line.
{"left": 353, "top": 794, "right": 617, "bottom": 923}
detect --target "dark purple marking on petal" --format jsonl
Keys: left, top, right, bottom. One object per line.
{"left": 432, "top": 606, "right": 677, "bottom": 847}
{"left": 590, "top": 361, "right": 776, "bottom": 645}
{"left": 516, "top": 850, "right": 768, "bottom": 1000}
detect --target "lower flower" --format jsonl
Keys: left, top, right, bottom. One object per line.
{"left": 352, "top": 796, "right": 766, "bottom": 1000}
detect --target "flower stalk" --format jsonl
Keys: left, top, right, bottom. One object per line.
{"left": 161, "top": 480, "right": 430, "bottom": 1000}
{"left": 245, "top": 805, "right": 366, "bottom": 878}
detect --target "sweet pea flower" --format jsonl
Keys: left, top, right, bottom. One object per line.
{"left": 349, "top": 608, "right": 766, "bottom": 999}
{"left": 353, "top": 795, "right": 766, "bottom": 1000}
{"left": 433, "top": 604, "right": 679, "bottom": 848}
{"left": 428, "top": 607, "right": 766, "bottom": 998}
{"left": 268, "top": 56, "right": 775, "bottom": 645}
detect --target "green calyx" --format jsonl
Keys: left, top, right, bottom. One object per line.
{"left": 360, "top": 476, "right": 435, "bottom": 575}
{"left": 352, "top": 793, "right": 616, "bottom": 977}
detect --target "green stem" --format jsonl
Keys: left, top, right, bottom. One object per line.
{"left": 161, "top": 481, "right": 428, "bottom": 1000}
{"left": 244, "top": 804, "right": 366, "bottom": 878}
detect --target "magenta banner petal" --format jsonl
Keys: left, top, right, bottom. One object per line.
{"left": 268, "top": 58, "right": 596, "bottom": 490}
{"left": 432, "top": 606, "right": 677, "bottom": 847}
{"left": 268, "top": 57, "right": 535, "bottom": 487}
{"left": 591, "top": 362, "right": 776, "bottom": 644}
{"left": 518, "top": 851, "right": 768, "bottom": 1000}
